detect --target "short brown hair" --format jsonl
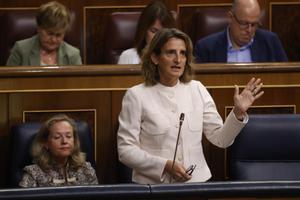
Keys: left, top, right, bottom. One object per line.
{"left": 134, "top": 0, "right": 177, "bottom": 58}
{"left": 36, "top": 1, "right": 71, "bottom": 32}
{"left": 142, "top": 28, "right": 194, "bottom": 86}
{"left": 31, "top": 114, "right": 85, "bottom": 170}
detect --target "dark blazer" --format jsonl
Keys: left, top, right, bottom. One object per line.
{"left": 194, "top": 29, "right": 288, "bottom": 63}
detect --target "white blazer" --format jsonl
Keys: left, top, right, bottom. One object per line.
{"left": 117, "top": 80, "right": 247, "bottom": 184}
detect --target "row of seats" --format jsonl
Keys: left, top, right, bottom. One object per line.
{"left": 8, "top": 114, "right": 300, "bottom": 187}
{"left": 0, "top": 7, "right": 267, "bottom": 65}
{"left": 229, "top": 114, "right": 300, "bottom": 181}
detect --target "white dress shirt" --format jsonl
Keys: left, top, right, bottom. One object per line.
{"left": 117, "top": 80, "right": 247, "bottom": 184}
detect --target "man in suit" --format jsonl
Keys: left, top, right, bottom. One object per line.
{"left": 194, "top": 0, "right": 288, "bottom": 63}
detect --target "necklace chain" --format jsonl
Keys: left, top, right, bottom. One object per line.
{"left": 40, "top": 49, "right": 57, "bottom": 64}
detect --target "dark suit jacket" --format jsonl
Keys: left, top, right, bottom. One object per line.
{"left": 194, "top": 29, "right": 288, "bottom": 63}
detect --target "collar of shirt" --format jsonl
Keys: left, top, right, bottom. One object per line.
{"left": 156, "top": 80, "right": 181, "bottom": 91}
{"left": 226, "top": 27, "right": 254, "bottom": 62}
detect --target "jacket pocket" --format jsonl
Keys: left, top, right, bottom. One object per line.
{"left": 186, "top": 110, "right": 203, "bottom": 132}
{"left": 142, "top": 112, "right": 170, "bottom": 135}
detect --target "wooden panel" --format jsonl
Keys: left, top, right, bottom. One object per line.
{"left": 270, "top": 2, "right": 300, "bottom": 61}
{"left": 1, "top": 63, "right": 300, "bottom": 90}
{"left": 225, "top": 105, "right": 296, "bottom": 116}
{"left": 0, "top": 94, "right": 8, "bottom": 187}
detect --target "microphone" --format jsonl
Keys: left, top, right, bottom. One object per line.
{"left": 170, "top": 113, "right": 185, "bottom": 181}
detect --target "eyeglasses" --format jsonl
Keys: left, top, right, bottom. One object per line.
{"left": 185, "top": 164, "right": 196, "bottom": 175}
{"left": 232, "top": 12, "right": 260, "bottom": 29}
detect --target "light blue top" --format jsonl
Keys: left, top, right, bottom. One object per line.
{"left": 227, "top": 28, "right": 253, "bottom": 63}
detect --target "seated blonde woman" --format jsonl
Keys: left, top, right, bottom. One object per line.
{"left": 19, "top": 114, "right": 98, "bottom": 187}
{"left": 6, "top": 1, "right": 82, "bottom": 66}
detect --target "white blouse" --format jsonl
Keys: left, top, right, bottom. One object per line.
{"left": 117, "top": 48, "right": 140, "bottom": 64}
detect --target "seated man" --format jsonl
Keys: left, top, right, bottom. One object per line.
{"left": 194, "top": 0, "right": 288, "bottom": 63}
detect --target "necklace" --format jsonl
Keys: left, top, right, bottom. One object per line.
{"left": 40, "top": 49, "right": 57, "bottom": 65}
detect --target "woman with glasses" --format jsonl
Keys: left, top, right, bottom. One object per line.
{"left": 194, "top": 0, "right": 288, "bottom": 63}
{"left": 6, "top": 1, "right": 82, "bottom": 66}
{"left": 117, "top": 28, "right": 264, "bottom": 184}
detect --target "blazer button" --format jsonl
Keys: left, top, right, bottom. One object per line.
{"left": 168, "top": 94, "right": 174, "bottom": 99}
{"left": 177, "top": 156, "right": 182, "bottom": 162}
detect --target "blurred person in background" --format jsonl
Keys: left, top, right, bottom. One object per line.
{"left": 7, "top": 1, "right": 82, "bottom": 66}
{"left": 118, "top": 0, "right": 177, "bottom": 64}
{"left": 194, "top": 0, "right": 287, "bottom": 63}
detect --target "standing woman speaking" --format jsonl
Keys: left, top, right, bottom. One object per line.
{"left": 117, "top": 28, "right": 264, "bottom": 184}
{"left": 6, "top": 1, "right": 82, "bottom": 66}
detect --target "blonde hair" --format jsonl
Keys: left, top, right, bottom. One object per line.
{"left": 36, "top": 1, "right": 71, "bottom": 32}
{"left": 142, "top": 28, "right": 194, "bottom": 86}
{"left": 31, "top": 114, "right": 85, "bottom": 170}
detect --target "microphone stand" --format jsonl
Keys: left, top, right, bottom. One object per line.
{"left": 169, "top": 113, "right": 185, "bottom": 182}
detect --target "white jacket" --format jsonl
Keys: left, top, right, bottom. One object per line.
{"left": 117, "top": 80, "right": 247, "bottom": 184}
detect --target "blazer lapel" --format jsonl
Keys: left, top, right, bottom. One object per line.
{"left": 29, "top": 36, "right": 41, "bottom": 66}
{"left": 215, "top": 30, "right": 228, "bottom": 62}
{"left": 250, "top": 34, "right": 261, "bottom": 62}
{"left": 58, "top": 43, "right": 68, "bottom": 65}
